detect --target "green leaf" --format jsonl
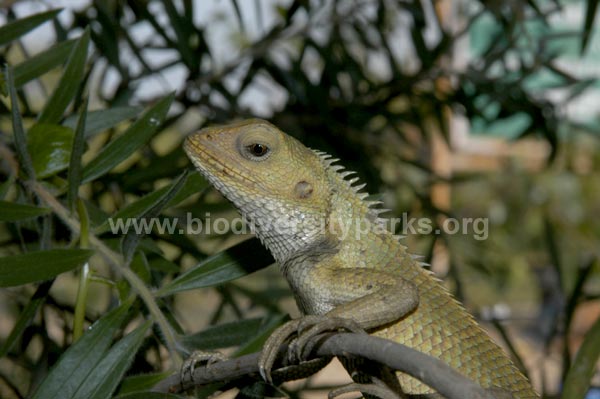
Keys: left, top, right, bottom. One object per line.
{"left": 157, "top": 238, "right": 274, "bottom": 296}
{"left": 562, "top": 315, "right": 600, "bottom": 399}
{"left": 115, "top": 393, "right": 184, "bottom": 399}
{"left": 27, "top": 123, "right": 74, "bottom": 178}
{"left": 0, "top": 249, "right": 93, "bottom": 287}
{"left": 181, "top": 317, "right": 266, "bottom": 351}
{"left": 0, "top": 280, "right": 53, "bottom": 357}
{"left": 117, "top": 372, "right": 173, "bottom": 395}
{"left": 6, "top": 66, "right": 35, "bottom": 179}
{"left": 81, "top": 94, "right": 174, "bottom": 183}
{"left": 38, "top": 28, "right": 90, "bottom": 124}
{"left": 62, "top": 106, "right": 143, "bottom": 138}
{"left": 121, "top": 171, "right": 188, "bottom": 262}
{"left": 67, "top": 98, "right": 88, "bottom": 210}
{"left": 95, "top": 172, "right": 207, "bottom": 234}
{"left": 0, "top": 9, "right": 62, "bottom": 47}
{"left": 13, "top": 39, "right": 76, "bottom": 87}
{"left": 30, "top": 299, "right": 132, "bottom": 399}
{"left": 72, "top": 321, "right": 151, "bottom": 399}
{"left": 581, "top": 0, "right": 599, "bottom": 54}
{"left": 0, "top": 200, "right": 49, "bottom": 221}
{"left": 235, "top": 313, "right": 287, "bottom": 356}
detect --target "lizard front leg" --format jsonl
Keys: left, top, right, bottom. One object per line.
{"left": 260, "top": 267, "right": 419, "bottom": 386}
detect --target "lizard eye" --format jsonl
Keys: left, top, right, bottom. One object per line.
{"left": 245, "top": 143, "right": 270, "bottom": 158}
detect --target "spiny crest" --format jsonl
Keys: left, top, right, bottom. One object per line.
{"left": 312, "top": 149, "right": 421, "bottom": 247}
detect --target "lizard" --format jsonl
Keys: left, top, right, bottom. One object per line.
{"left": 183, "top": 118, "right": 539, "bottom": 398}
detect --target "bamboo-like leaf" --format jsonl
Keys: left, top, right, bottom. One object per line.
{"left": 81, "top": 94, "right": 174, "bottom": 183}
{"left": 0, "top": 200, "right": 49, "bottom": 221}
{"left": 71, "top": 321, "right": 151, "bottom": 399}
{"left": 96, "top": 172, "right": 207, "bottom": 234}
{"left": 181, "top": 318, "right": 266, "bottom": 350}
{"left": 562, "top": 315, "right": 600, "bottom": 398}
{"left": 116, "top": 372, "right": 175, "bottom": 396}
{"left": 121, "top": 171, "right": 188, "bottom": 262}
{"left": 38, "top": 28, "right": 90, "bottom": 124}
{"left": 13, "top": 39, "right": 76, "bottom": 87}
{"left": 6, "top": 66, "right": 35, "bottom": 179}
{"left": 67, "top": 97, "right": 89, "bottom": 210}
{"left": 581, "top": 0, "right": 599, "bottom": 54}
{"left": 62, "top": 106, "right": 143, "bottom": 138}
{"left": 115, "top": 393, "right": 184, "bottom": 399}
{"left": 0, "top": 9, "right": 62, "bottom": 47}
{"left": 0, "top": 249, "right": 93, "bottom": 287}
{"left": 0, "top": 280, "right": 53, "bottom": 357}
{"left": 29, "top": 299, "right": 132, "bottom": 399}
{"left": 157, "top": 238, "right": 274, "bottom": 296}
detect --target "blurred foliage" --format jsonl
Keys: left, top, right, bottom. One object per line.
{"left": 0, "top": 1, "right": 599, "bottom": 398}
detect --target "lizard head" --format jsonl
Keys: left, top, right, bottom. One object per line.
{"left": 184, "top": 119, "right": 332, "bottom": 262}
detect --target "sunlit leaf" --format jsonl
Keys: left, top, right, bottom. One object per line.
{"left": 27, "top": 124, "right": 74, "bottom": 178}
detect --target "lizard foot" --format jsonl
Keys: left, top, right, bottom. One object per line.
{"left": 180, "top": 350, "right": 226, "bottom": 385}
{"left": 259, "top": 315, "right": 366, "bottom": 384}
{"left": 328, "top": 382, "right": 403, "bottom": 399}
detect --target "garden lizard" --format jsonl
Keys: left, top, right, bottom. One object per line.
{"left": 184, "top": 119, "right": 538, "bottom": 398}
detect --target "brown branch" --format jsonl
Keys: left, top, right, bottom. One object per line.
{"left": 152, "top": 332, "right": 496, "bottom": 399}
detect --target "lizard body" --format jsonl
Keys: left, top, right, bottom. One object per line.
{"left": 184, "top": 119, "right": 538, "bottom": 398}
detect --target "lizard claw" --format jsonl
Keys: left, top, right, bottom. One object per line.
{"left": 180, "top": 350, "right": 226, "bottom": 385}
{"left": 258, "top": 319, "right": 303, "bottom": 384}
{"left": 259, "top": 315, "right": 367, "bottom": 385}
{"left": 294, "top": 316, "right": 366, "bottom": 360}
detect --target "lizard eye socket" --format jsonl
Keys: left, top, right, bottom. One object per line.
{"left": 244, "top": 143, "right": 271, "bottom": 158}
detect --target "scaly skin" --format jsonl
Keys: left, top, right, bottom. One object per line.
{"left": 184, "top": 119, "right": 538, "bottom": 398}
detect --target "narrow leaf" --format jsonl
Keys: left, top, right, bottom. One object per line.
{"left": 157, "top": 238, "right": 274, "bottom": 296}
{"left": 0, "top": 9, "right": 61, "bottom": 47}
{"left": 0, "top": 280, "right": 53, "bottom": 357}
{"left": 96, "top": 172, "right": 207, "bottom": 234}
{"left": 235, "top": 313, "right": 287, "bottom": 356}
{"left": 115, "top": 393, "right": 184, "bottom": 399}
{"left": 562, "top": 315, "right": 600, "bottom": 398}
{"left": 38, "top": 28, "right": 90, "bottom": 124}
{"left": 13, "top": 39, "right": 76, "bottom": 87}
{"left": 30, "top": 299, "right": 132, "bottom": 399}
{"left": 67, "top": 97, "right": 89, "bottom": 210}
{"left": 0, "top": 200, "right": 49, "bottom": 221}
{"left": 121, "top": 171, "right": 188, "bottom": 262}
{"left": 0, "top": 249, "right": 93, "bottom": 287}
{"left": 73, "top": 321, "right": 151, "bottom": 399}
{"left": 81, "top": 94, "right": 174, "bottom": 183}
{"left": 581, "top": 0, "right": 599, "bottom": 54}
{"left": 181, "top": 318, "right": 266, "bottom": 350}
{"left": 6, "top": 66, "right": 35, "bottom": 179}
{"left": 62, "top": 106, "right": 143, "bottom": 138}
{"left": 116, "top": 372, "right": 175, "bottom": 396}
